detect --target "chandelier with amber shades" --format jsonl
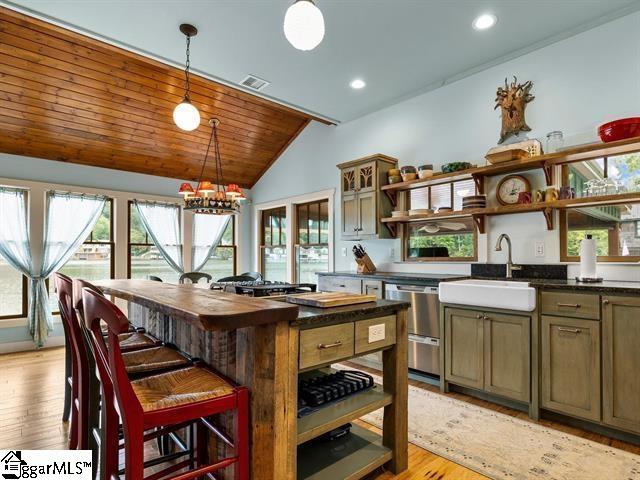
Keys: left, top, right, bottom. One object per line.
{"left": 178, "top": 119, "right": 244, "bottom": 215}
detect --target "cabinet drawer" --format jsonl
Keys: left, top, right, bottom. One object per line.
{"left": 541, "top": 291, "right": 600, "bottom": 320}
{"left": 317, "top": 276, "right": 362, "bottom": 294}
{"left": 299, "top": 323, "right": 355, "bottom": 370}
{"left": 354, "top": 315, "right": 396, "bottom": 354}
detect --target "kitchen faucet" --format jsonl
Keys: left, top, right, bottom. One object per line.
{"left": 494, "top": 233, "right": 522, "bottom": 279}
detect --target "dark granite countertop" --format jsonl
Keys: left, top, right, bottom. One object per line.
{"left": 527, "top": 278, "right": 640, "bottom": 295}
{"left": 318, "top": 270, "right": 640, "bottom": 295}
{"left": 292, "top": 299, "right": 410, "bottom": 328}
{"left": 458, "top": 276, "right": 640, "bottom": 295}
{"left": 317, "top": 271, "right": 465, "bottom": 285}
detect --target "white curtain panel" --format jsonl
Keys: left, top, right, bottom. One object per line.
{"left": 134, "top": 200, "right": 184, "bottom": 274}
{"left": 37, "top": 192, "right": 106, "bottom": 346}
{"left": 192, "top": 214, "right": 230, "bottom": 272}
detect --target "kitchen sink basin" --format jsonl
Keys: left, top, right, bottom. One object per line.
{"left": 438, "top": 279, "right": 536, "bottom": 312}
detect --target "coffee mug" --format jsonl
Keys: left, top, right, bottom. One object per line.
{"left": 545, "top": 187, "right": 559, "bottom": 202}
{"left": 559, "top": 186, "right": 575, "bottom": 200}
{"left": 517, "top": 191, "right": 532, "bottom": 204}
{"left": 533, "top": 189, "right": 545, "bottom": 203}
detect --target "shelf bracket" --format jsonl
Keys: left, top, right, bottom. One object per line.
{"left": 543, "top": 208, "right": 554, "bottom": 230}
{"left": 384, "top": 222, "right": 398, "bottom": 238}
{"left": 473, "top": 175, "right": 485, "bottom": 195}
{"left": 383, "top": 189, "right": 397, "bottom": 207}
{"left": 543, "top": 164, "right": 555, "bottom": 186}
{"left": 472, "top": 214, "right": 485, "bottom": 234}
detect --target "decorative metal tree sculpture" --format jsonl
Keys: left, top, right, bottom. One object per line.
{"left": 494, "top": 77, "right": 535, "bottom": 144}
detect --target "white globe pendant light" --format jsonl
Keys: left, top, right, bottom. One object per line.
{"left": 284, "top": 0, "right": 325, "bottom": 51}
{"left": 173, "top": 99, "right": 200, "bottom": 131}
{"left": 174, "top": 24, "right": 201, "bottom": 131}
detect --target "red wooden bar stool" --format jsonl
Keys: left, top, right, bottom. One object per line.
{"left": 54, "top": 273, "right": 192, "bottom": 454}
{"left": 82, "top": 287, "right": 249, "bottom": 480}
{"left": 69, "top": 278, "right": 195, "bottom": 476}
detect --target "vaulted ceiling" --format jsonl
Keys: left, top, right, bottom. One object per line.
{"left": 0, "top": 7, "right": 322, "bottom": 188}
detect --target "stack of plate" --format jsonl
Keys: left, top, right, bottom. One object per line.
{"left": 462, "top": 195, "right": 487, "bottom": 210}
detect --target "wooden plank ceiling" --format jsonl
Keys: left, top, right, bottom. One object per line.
{"left": 0, "top": 7, "right": 326, "bottom": 188}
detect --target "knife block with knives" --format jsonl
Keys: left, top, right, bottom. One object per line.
{"left": 352, "top": 244, "right": 376, "bottom": 274}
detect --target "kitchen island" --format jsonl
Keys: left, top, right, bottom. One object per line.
{"left": 95, "top": 279, "right": 409, "bottom": 480}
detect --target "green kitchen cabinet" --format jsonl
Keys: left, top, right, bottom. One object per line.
{"left": 602, "top": 295, "right": 640, "bottom": 434}
{"left": 541, "top": 315, "right": 601, "bottom": 422}
{"left": 337, "top": 154, "right": 397, "bottom": 240}
{"left": 444, "top": 307, "right": 531, "bottom": 403}
{"left": 444, "top": 308, "right": 485, "bottom": 390}
{"left": 483, "top": 311, "right": 530, "bottom": 403}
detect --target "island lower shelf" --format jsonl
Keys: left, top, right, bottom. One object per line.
{"left": 297, "top": 424, "right": 392, "bottom": 480}
{"left": 297, "top": 376, "right": 391, "bottom": 445}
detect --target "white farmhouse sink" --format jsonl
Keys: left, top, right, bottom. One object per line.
{"left": 439, "top": 279, "right": 536, "bottom": 312}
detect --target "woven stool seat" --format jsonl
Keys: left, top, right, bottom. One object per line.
{"left": 123, "top": 346, "right": 190, "bottom": 375}
{"left": 132, "top": 366, "right": 234, "bottom": 412}
{"left": 117, "top": 332, "right": 157, "bottom": 351}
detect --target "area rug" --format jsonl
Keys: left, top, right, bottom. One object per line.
{"left": 340, "top": 368, "right": 640, "bottom": 480}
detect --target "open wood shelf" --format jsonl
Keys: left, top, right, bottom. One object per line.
{"left": 381, "top": 136, "right": 640, "bottom": 197}
{"left": 378, "top": 137, "right": 640, "bottom": 236}
{"left": 297, "top": 385, "right": 392, "bottom": 445}
{"left": 297, "top": 424, "right": 392, "bottom": 480}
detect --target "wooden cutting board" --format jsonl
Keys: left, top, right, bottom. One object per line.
{"left": 285, "top": 292, "right": 377, "bottom": 308}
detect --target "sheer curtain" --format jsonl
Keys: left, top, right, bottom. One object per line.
{"left": 0, "top": 189, "right": 105, "bottom": 346}
{"left": 192, "top": 214, "right": 230, "bottom": 272}
{"left": 37, "top": 192, "right": 106, "bottom": 346}
{"left": 134, "top": 200, "right": 184, "bottom": 275}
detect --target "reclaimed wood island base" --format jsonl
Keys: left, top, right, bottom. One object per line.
{"left": 96, "top": 280, "right": 409, "bottom": 480}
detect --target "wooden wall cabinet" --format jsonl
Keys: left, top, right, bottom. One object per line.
{"left": 602, "top": 295, "right": 640, "bottom": 434}
{"left": 541, "top": 315, "right": 601, "bottom": 422}
{"left": 338, "top": 155, "right": 397, "bottom": 240}
{"left": 444, "top": 307, "right": 530, "bottom": 402}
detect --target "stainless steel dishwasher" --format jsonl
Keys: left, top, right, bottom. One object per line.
{"left": 386, "top": 283, "right": 440, "bottom": 376}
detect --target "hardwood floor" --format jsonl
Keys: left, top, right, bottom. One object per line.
{"left": 1, "top": 347, "right": 638, "bottom": 480}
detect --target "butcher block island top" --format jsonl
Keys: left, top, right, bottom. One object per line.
{"left": 94, "top": 279, "right": 410, "bottom": 480}
{"left": 95, "top": 279, "right": 299, "bottom": 329}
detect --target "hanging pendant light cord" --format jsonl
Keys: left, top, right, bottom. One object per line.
{"left": 197, "top": 122, "right": 214, "bottom": 186}
{"left": 212, "top": 122, "right": 224, "bottom": 193}
{"left": 184, "top": 35, "right": 192, "bottom": 101}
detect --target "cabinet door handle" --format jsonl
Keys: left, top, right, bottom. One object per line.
{"left": 483, "top": 315, "right": 491, "bottom": 320}
{"left": 557, "top": 303, "right": 581, "bottom": 308}
{"left": 476, "top": 314, "right": 483, "bottom": 319}
{"left": 337, "top": 284, "right": 346, "bottom": 288}
{"left": 317, "top": 340, "right": 343, "bottom": 349}
{"left": 602, "top": 299, "right": 610, "bottom": 305}
{"left": 558, "top": 327, "right": 580, "bottom": 334}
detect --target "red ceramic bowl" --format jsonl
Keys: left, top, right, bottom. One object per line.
{"left": 598, "top": 117, "right": 640, "bottom": 143}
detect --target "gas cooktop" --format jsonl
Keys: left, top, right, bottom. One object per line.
{"left": 210, "top": 280, "right": 317, "bottom": 297}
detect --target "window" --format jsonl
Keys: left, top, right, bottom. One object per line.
{"left": 561, "top": 154, "right": 640, "bottom": 261}
{"left": 0, "top": 257, "right": 27, "bottom": 319}
{"left": 199, "top": 219, "right": 236, "bottom": 281}
{"left": 49, "top": 199, "right": 114, "bottom": 312}
{"left": 295, "top": 200, "right": 329, "bottom": 283}
{"left": 128, "top": 201, "right": 181, "bottom": 283}
{"left": 260, "top": 207, "right": 287, "bottom": 282}
{"left": 405, "top": 179, "right": 477, "bottom": 261}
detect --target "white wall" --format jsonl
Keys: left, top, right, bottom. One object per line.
{"left": 250, "top": 11, "right": 640, "bottom": 281}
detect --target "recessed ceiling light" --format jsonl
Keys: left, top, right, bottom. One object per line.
{"left": 350, "top": 79, "right": 366, "bottom": 89}
{"left": 472, "top": 13, "right": 497, "bottom": 30}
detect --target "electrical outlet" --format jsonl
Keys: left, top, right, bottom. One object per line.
{"left": 389, "top": 247, "right": 395, "bottom": 259}
{"left": 368, "top": 324, "right": 385, "bottom": 343}
{"left": 341, "top": 247, "right": 347, "bottom": 257}
{"left": 535, "top": 241, "right": 545, "bottom": 258}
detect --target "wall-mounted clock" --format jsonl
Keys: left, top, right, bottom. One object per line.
{"left": 496, "top": 174, "right": 531, "bottom": 205}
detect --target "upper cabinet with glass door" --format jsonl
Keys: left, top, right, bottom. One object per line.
{"left": 337, "top": 154, "right": 398, "bottom": 240}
